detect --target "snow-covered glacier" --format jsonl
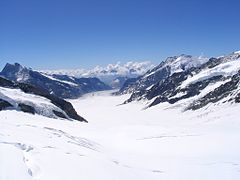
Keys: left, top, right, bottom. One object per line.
{"left": 1, "top": 90, "right": 240, "bottom": 180}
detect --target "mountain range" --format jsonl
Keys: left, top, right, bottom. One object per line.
{"left": 1, "top": 50, "right": 240, "bottom": 120}
{"left": 42, "top": 61, "right": 155, "bottom": 88}
{"left": 119, "top": 51, "right": 240, "bottom": 111}
{"left": 0, "top": 63, "right": 111, "bottom": 99}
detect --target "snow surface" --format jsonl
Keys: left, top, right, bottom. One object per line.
{"left": 180, "top": 58, "right": 240, "bottom": 88}
{"left": 234, "top": 50, "right": 240, "bottom": 54}
{"left": 168, "top": 55, "right": 209, "bottom": 75}
{"left": 0, "top": 87, "right": 69, "bottom": 119}
{"left": 1, "top": 90, "right": 240, "bottom": 180}
{"left": 143, "top": 55, "right": 209, "bottom": 79}
{"left": 40, "top": 73, "right": 79, "bottom": 86}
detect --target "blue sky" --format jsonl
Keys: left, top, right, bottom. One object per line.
{"left": 0, "top": 0, "right": 240, "bottom": 69}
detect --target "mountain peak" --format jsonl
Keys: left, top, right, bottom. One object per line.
{"left": 119, "top": 54, "right": 210, "bottom": 94}
{"left": 1, "top": 62, "right": 30, "bottom": 74}
{"left": 165, "top": 54, "right": 209, "bottom": 74}
{"left": 234, "top": 50, "right": 240, "bottom": 54}
{"left": 0, "top": 62, "right": 30, "bottom": 82}
{"left": 2, "top": 62, "right": 24, "bottom": 72}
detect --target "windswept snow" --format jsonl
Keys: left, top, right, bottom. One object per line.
{"left": 181, "top": 59, "right": 240, "bottom": 88}
{"left": 234, "top": 50, "right": 240, "bottom": 54}
{"left": 40, "top": 73, "right": 79, "bottom": 86}
{"left": 167, "top": 55, "right": 209, "bottom": 75}
{"left": 1, "top": 90, "right": 240, "bottom": 180}
{"left": 144, "top": 55, "right": 209, "bottom": 78}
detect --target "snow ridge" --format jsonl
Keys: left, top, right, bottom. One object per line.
{"left": 123, "top": 51, "right": 240, "bottom": 110}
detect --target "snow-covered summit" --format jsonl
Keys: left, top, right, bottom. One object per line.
{"left": 1, "top": 63, "right": 30, "bottom": 82}
{"left": 123, "top": 51, "right": 240, "bottom": 110}
{"left": 144, "top": 54, "right": 209, "bottom": 78}
{"left": 163, "top": 54, "right": 209, "bottom": 75}
{"left": 234, "top": 50, "right": 240, "bottom": 54}
{"left": 119, "top": 54, "right": 209, "bottom": 94}
{"left": 42, "top": 61, "right": 155, "bottom": 78}
{"left": 41, "top": 61, "right": 155, "bottom": 88}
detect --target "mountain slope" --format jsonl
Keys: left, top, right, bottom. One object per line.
{"left": 0, "top": 76, "right": 87, "bottom": 122}
{"left": 0, "top": 63, "right": 111, "bottom": 99}
{"left": 118, "top": 54, "right": 208, "bottom": 94}
{"left": 123, "top": 51, "right": 240, "bottom": 110}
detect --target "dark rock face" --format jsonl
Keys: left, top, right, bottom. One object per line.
{"left": 52, "top": 110, "right": 67, "bottom": 119}
{"left": 168, "top": 75, "right": 224, "bottom": 104}
{"left": 18, "top": 103, "right": 35, "bottom": 114}
{"left": 0, "top": 76, "right": 15, "bottom": 87}
{"left": 125, "top": 70, "right": 191, "bottom": 104}
{"left": 235, "top": 93, "right": 240, "bottom": 103}
{"left": 125, "top": 70, "right": 224, "bottom": 106}
{"left": 201, "top": 58, "right": 222, "bottom": 69}
{"left": 0, "top": 63, "right": 111, "bottom": 99}
{"left": 117, "top": 77, "right": 139, "bottom": 94}
{"left": 188, "top": 71, "right": 240, "bottom": 110}
{"left": 119, "top": 66, "right": 171, "bottom": 94}
{"left": 118, "top": 54, "right": 208, "bottom": 95}
{"left": 0, "top": 99, "right": 13, "bottom": 111}
{"left": 1, "top": 63, "right": 28, "bottom": 81}
{"left": 148, "top": 75, "right": 224, "bottom": 107}
{"left": 147, "top": 71, "right": 189, "bottom": 100}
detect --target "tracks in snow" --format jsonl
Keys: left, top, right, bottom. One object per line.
{"left": 0, "top": 141, "right": 41, "bottom": 179}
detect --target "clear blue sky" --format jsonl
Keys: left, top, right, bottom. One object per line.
{"left": 0, "top": 0, "right": 240, "bottom": 69}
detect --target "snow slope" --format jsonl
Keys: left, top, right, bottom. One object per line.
{"left": 1, "top": 90, "right": 240, "bottom": 180}
{"left": 0, "top": 87, "right": 70, "bottom": 119}
{"left": 181, "top": 57, "right": 240, "bottom": 88}
{"left": 144, "top": 54, "right": 209, "bottom": 77}
{"left": 119, "top": 54, "right": 209, "bottom": 94}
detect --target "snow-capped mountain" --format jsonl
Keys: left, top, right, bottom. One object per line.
{"left": 123, "top": 51, "right": 240, "bottom": 110}
{"left": 1, "top": 51, "right": 240, "bottom": 180}
{"left": 0, "top": 63, "right": 111, "bottom": 99}
{"left": 42, "top": 61, "right": 155, "bottom": 88}
{"left": 1, "top": 89, "right": 240, "bottom": 180}
{"left": 0, "top": 76, "right": 87, "bottom": 122}
{"left": 118, "top": 54, "right": 209, "bottom": 94}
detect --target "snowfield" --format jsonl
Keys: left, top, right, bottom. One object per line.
{"left": 1, "top": 90, "right": 240, "bottom": 180}
{"left": 180, "top": 59, "right": 240, "bottom": 88}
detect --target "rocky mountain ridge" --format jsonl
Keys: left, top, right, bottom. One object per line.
{"left": 0, "top": 63, "right": 111, "bottom": 99}
{"left": 0, "top": 76, "right": 87, "bottom": 122}
{"left": 121, "top": 51, "right": 240, "bottom": 110}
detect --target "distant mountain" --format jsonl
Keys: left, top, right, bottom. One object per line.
{"left": 118, "top": 54, "right": 209, "bottom": 94}
{"left": 42, "top": 61, "right": 155, "bottom": 88}
{"left": 0, "top": 76, "right": 87, "bottom": 122}
{"left": 122, "top": 51, "right": 240, "bottom": 110}
{"left": 0, "top": 63, "right": 111, "bottom": 99}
